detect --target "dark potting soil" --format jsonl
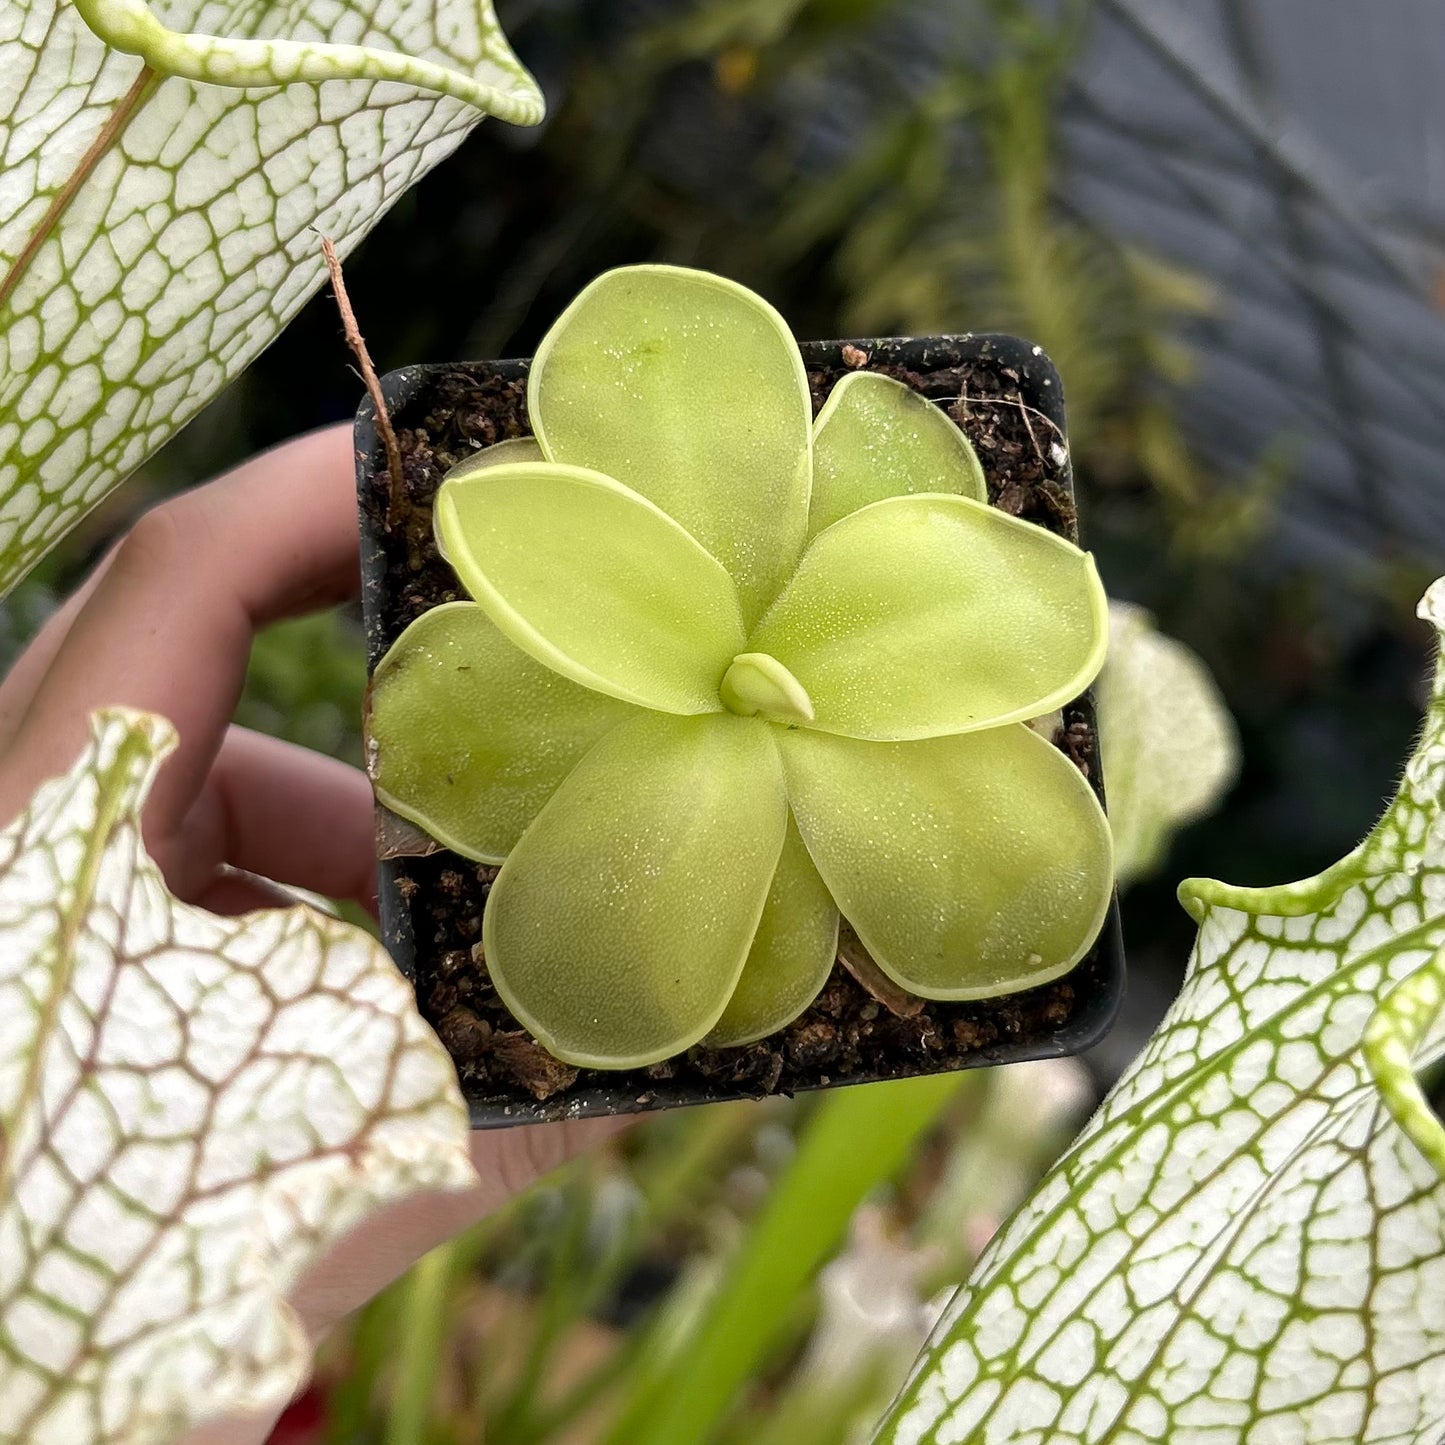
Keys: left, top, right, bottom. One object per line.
{"left": 359, "top": 337, "right": 1120, "bottom": 1124}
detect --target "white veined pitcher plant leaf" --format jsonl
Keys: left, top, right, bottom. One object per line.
{"left": 1097, "top": 600, "right": 1239, "bottom": 888}
{"left": 0, "top": 709, "right": 477, "bottom": 1445}
{"left": 875, "top": 577, "right": 1445, "bottom": 1445}
{"left": 0, "top": 0, "right": 542, "bottom": 598}
{"left": 1365, "top": 941, "right": 1445, "bottom": 1183}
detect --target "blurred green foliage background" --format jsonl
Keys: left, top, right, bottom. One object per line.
{"left": 4, "top": 1, "right": 1436, "bottom": 1439}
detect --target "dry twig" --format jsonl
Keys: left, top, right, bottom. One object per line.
{"left": 319, "top": 234, "right": 410, "bottom": 530}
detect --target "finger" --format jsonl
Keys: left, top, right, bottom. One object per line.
{"left": 191, "top": 868, "right": 307, "bottom": 917}
{"left": 191, "top": 864, "right": 367, "bottom": 918}
{"left": 0, "top": 424, "right": 359, "bottom": 834}
{"left": 0, "top": 542, "right": 120, "bottom": 749}
{"left": 169, "top": 727, "right": 377, "bottom": 912}
{"left": 179, "top": 1411, "right": 285, "bottom": 1445}
{"left": 0, "top": 422, "right": 351, "bottom": 750}
{"left": 285, "top": 1116, "right": 634, "bottom": 1339}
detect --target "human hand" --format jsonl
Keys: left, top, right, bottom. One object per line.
{"left": 0, "top": 424, "right": 627, "bottom": 1444}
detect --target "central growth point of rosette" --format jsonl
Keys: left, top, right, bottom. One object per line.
{"left": 718, "top": 652, "right": 815, "bottom": 723}
{"left": 365, "top": 263, "right": 1115, "bottom": 1072}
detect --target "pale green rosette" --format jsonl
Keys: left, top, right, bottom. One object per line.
{"left": 367, "top": 266, "right": 1113, "bottom": 1068}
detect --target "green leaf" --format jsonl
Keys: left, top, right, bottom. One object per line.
{"left": 705, "top": 816, "right": 839, "bottom": 1048}
{"left": 383, "top": 1241, "right": 463, "bottom": 1445}
{"left": 435, "top": 462, "right": 746, "bottom": 715}
{"left": 483, "top": 711, "right": 787, "bottom": 1069}
{"left": 529, "top": 265, "right": 813, "bottom": 627}
{"left": 748, "top": 495, "right": 1108, "bottom": 741}
{"left": 444, "top": 436, "right": 546, "bottom": 479}
{"left": 367, "top": 602, "right": 632, "bottom": 863}
{"left": 809, "top": 371, "right": 986, "bottom": 537}
{"left": 0, "top": 0, "right": 541, "bottom": 596}
{"left": 1097, "top": 601, "right": 1239, "bottom": 887}
{"left": 780, "top": 724, "right": 1112, "bottom": 999}
{"left": 875, "top": 578, "right": 1445, "bottom": 1445}
{"left": 0, "top": 710, "right": 476, "bottom": 1444}
{"left": 436, "top": 439, "right": 545, "bottom": 568}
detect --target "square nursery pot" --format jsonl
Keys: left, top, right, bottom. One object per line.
{"left": 356, "top": 334, "right": 1125, "bottom": 1128}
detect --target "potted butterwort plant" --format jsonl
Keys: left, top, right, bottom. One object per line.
{"left": 358, "top": 265, "right": 1122, "bottom": 1125}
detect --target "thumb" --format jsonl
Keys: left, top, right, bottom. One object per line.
{"left": 287, "top": 1115, "right": 633, "bottom": 1339}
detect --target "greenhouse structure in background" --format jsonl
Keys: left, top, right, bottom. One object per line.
{"left": 1059, "top": 0, "right": 1445, "bottom": 565}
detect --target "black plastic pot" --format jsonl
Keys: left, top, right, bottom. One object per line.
{"left": 357, "top": 334, "right": 1124, "bottom": 1128}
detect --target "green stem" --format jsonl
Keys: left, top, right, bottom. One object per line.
{"left": 604, "top": 1074, "right": 965, "bottom": 1445}
{"left": 384, "top": 1243, "right": 460, "bottom": 1445}
{"left": 324, "top": 1290, "right": 399, "bottom": 1443}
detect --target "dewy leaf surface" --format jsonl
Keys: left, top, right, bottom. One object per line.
{"left": 0, "top": 710, "right": 476, "bottom": 1445}
{"left": 0, "top": 0, "right": 541, "bottom": 596}
{"left": 781, "top": 724, "right": 1113, "bottom": 1000}
{"left": 484, "top": 711, "right": 788, "bottom": 1069}
{"left": 444, "top": 436, "right": 545, "bottom": 479}
{"left": 367, "top": 601, "right": 632, "bottom": 864}
{"left": 705, "top": 816, "right": 840, "bottom": 1048}
{"left": 529, "top": 265, "right": 813, "bottom": 628}
{"left": 876, "top": 577, "right": 1445, "bottom": 1445}
{"left": 436, "top": 462, "right": 747, "bottom": 715}
{"left": 749, "top": 495, "right": 1108, "bottom": 741}
{"left": 808, "top": 371, "right": 986, "bottom": 538}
